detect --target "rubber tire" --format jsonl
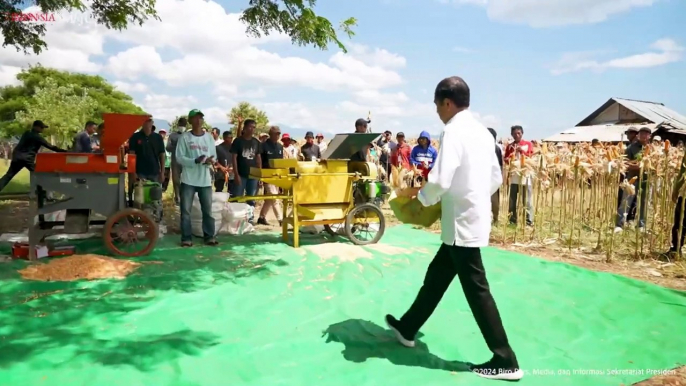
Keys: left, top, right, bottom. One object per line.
{"left": 103, "top": 207, "right": 159, "bottom": 257}
{"left": 345, "top": 203, "right": 385, "bottom": 245}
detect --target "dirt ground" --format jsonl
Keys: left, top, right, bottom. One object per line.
{"left": 1, "top": 199, "right": 684, "bottom": 385}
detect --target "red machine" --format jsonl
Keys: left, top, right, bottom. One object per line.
{"left": 28, "top": 113, "right": 159, "bottom": 260}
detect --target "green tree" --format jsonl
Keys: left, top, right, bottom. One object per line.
{"left": 227, "top": 102, "right": 270, "bottom": 136}
{"left": 2, "top": 1, "right": 356, "bottom": 55}
{"left": 169, "top": 115, "right": 212, "bottom": 132}
{"left": 0, "top": 65, "right": 145, "bottom": 138}
{"left": 15, "top": 77, "right": 98, "bottom": 147}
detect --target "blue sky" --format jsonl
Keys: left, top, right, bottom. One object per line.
{"left": 1, "top": 0, "right": 685, "bottom": 140}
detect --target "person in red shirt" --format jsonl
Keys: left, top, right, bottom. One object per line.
{"left": 503, "top": 125, "right": 534, "bottom": 225}
{"left": 391, "top": 131, "right": 412, "bottom": 170}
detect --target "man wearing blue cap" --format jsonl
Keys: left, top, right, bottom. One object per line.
{"left": 175, "top": 109, "right": 218, "bottom": 246}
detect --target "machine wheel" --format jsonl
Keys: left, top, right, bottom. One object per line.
{"left": 103, "top": 208, "right": 159, "bottom": 257}
{"left": 344, "top": 203, "right": 385, "bottom": 245}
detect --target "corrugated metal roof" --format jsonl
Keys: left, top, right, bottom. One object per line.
{"left": 577, "top": 97, "right": 686, "bottom": 130}
{"left": 613, "top": 98, "right": 686, "bottom": 130}
{"left": 543, "top": 124, "right": 658, "bottom": 143}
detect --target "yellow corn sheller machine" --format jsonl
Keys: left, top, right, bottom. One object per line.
{"left": 231, "top": 133, "right": 391, "bottom": 247}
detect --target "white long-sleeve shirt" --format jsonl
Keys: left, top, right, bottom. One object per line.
{"left": 175, "top": 130, "right": 217, "bottom": 187}
{"left": 418, "top": 110, "right": 501, "bottom": 247}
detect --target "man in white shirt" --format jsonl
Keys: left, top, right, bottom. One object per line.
{"left": 384, "top": 77, "right": 522, "bottom": 381}
{"left": 211, "top": 127, "right": 223, "bottom": 146}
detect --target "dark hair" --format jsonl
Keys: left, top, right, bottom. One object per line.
{"left": 211, "top": 127, "right": 220, "bottom": 135}
{"left": 177, "top": 117, "right": 187, "bottom": 126}
{"left": 511, "top": 125, "right": 523, "bottom": 133}
{"left": 434, "top": 76, "right": 470, "bottom": 108}
{"left": 151, "top": 125, "right": 156, "bottom": 132}
{"left": 223, "top": 131, "right": 232, "bottom": 138}
{"left": 97, "top": 123, "right": 104, "bottom": 130}
{"left": 487, "top": 127, "right": 497, "bottom": 140}
{"left": 85, "top": 121, "right": 96, "bottom": 128}
{"left": 244, "top": 119, "right": 256, "bottom": 128}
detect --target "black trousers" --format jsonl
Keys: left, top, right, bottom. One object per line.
{"left": 671, "top": 197, "right": 686, "bottom": 251}
{"left": 0, "top": 160, "right": 33, "bottom": 192}
{"left": 162, "top": 167, "right": 171, "bottom": 191}
{"left": 399, "top": 243, "right": 517, "bottom": 365}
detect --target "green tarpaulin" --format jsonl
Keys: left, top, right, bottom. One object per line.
{"left": 0, "top": 226, "right": 685, "bottom": 385}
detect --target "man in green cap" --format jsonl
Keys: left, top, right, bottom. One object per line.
{"left": 175, "top": 109, "right": 218, "bottom": 246}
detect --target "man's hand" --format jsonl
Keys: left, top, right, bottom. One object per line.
{"left": 237, "top": 115, "right": 244, "bottom": 124}
{"left": 158, "top": 174, "right": 165, "bottom": 183}
{"left": 195, "top": 155, "right": 206, "bottom": 164}
{"left": 234, "top": 175, "right": 242, "bottom": 187}
{"left": 204, "top": 156, "right": 215, "bottom": 165}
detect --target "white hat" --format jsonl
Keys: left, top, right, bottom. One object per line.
{"left": 653, "top": 135, "right": 662, "bottom": 141}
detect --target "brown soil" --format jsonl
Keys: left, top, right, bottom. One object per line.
{"left": 1, "top": 199, "right": 684, "bottom": 384}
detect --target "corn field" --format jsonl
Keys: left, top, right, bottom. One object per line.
{"left": 494, "top": 140, "right": 685, "bottom": 261}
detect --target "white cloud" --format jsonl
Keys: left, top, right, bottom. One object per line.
{"left": 141, "top": 93, "right": 197, "bottom": 122}
{"left": 346, "top": 42, "right": 407, "bottom": 69}
{"left": 0, "top": 6, "right": 103, "bottom": 74}
{"left": 0, "top": 0, "right": 501, "bottom": 139}
{"left": 0, "top": 66, "right": 21, "bottom": 86}
{"left": 551, "top": 38, "right": 683, "bottom": 74}
{"left": 202, "top": 107, "right": 229, "bottom": 126}
{"left": 444, "top": 0, "right": 658, "bottom": 27}
{"left": 113, "top": 81, "right": 149, "bottom": 94}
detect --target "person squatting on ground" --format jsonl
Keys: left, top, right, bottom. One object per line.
{"left": 231, "top": 119, "right": 262, "bottom": 224}
{"left": 384, "top": 76, "right": 523, "bottom": 382}
{"left": 0, "top": 120, "right": 67, "bottom": 192}
{"left": 257, "top": 126, "right": 284, "bottom": 226}
{"left": 167, "top": 117, "right": 188, "bottom": 205}
{"left": 175, "top": 109, "right": 218, "bottom": 247}
{"left": 504, "top": 125, "right": 534, "bottom": 226}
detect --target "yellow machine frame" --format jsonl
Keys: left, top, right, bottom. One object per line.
{"left": 231, "top": 158, "right": 382, "bottom": 247}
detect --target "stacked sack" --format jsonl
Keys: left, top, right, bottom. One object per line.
{"left": 191, "top": 192, "right": 255, "bottom": 236}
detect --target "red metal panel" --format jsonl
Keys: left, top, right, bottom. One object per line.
{"left": 35, "top": 153, "right": 118, "bottom": 173}
{"left": 100, "top": 113, "right": 151, "bottom": 155}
